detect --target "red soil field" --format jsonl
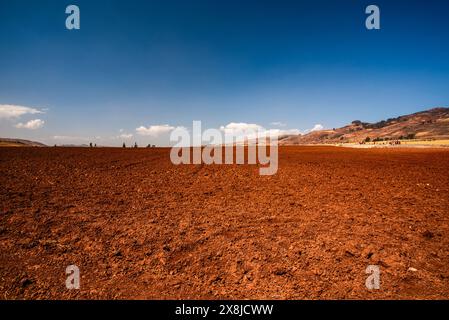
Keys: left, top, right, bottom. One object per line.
{"left": 1, "top": 146, "right": 448, "bottom": 299}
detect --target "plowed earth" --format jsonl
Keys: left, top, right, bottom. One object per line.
{"left": 1, "top": 146, "right": 448, "bottom": 299}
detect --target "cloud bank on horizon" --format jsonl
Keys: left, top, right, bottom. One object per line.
{"left": 0, "top": 103, "right": 323, "bottom": 145}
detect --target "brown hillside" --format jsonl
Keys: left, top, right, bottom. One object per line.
{"left": 280, "top": 107, "right": 449, "bottom": 145}
{"left": 0, "top": 138, "right": 46, "bottom": 147}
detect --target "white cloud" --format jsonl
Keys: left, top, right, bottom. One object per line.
{"left": 219, "top": 122, "right": 305, "bottom": 138}
{"left": 136, "top": 124, "right": 176, "bottom": 136}
{"left": 0, "top": 104, "right": 44, "bottom": 119}
{"left": 119, "top": 133, "right": 133, "bottom": 139}
{"left": 218, "top": 122, "right": 303, "bottom": 143}
{"left": 219, "top": 122, "right": 264, "bottom": 134}
{"left": 15, "top": 119, "right": 45, "bottom": 130}
{"left": 115, "top": 129, "right": 133, "bottom": 139}
{"left": 270, "top": 121, "right": 287, "bottom": 127}
{"left": 310, "top": 124, "right": 324, "bottom": 132}
{"left": 53, "top": 135, "right": 90, "bottom": 141}
{"left": 268, "top": 128, "right": 303, "bottom": 136}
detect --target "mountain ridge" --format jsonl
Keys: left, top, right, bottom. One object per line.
{"left": 0, "top": 138, "right": 47, "bottom": 147}
{"left": 279, "top": 107, "right": 449, "bottom": 145}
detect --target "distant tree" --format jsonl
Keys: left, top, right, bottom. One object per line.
{"left": 364, "top": 136, "right": 371, "bottom": 143}
{"left": 406, "top": 133, "right": 415, "bottom": 140}
{"left": 122, "top": 142, "right": 126, "bottom": 148}
{"left": 89, "top": 142, "right": 93, "bottom": 148}
{"left": 94, "top": 143, "right": 97, "bottom": 147}
{"left": 134, "top": 142, "right": 138, "bottom": 148}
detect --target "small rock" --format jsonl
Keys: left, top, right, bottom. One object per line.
{"left": 20, "top": 278, "right": 33, "bottom": 288}
{"left": 344, "top": 250, "right": 355, "bottom": 257}
{"left": 408, "top": 267, "right": 418, "bottom": 272}
{"left": 274, "top": 269, "right": 287, "bottom": 276}
{"left": 422, "top": 230, "right": 434, "bottom": 239}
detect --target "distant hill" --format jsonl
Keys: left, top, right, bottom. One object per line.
{"left": 279, "top": 107, "right": 449, "bottom": 145}
{"left": 58, "top": 144, "right": 90, "bottom": 147}
{"left": 0, "top": 138, "right": 46, "bottom": 147}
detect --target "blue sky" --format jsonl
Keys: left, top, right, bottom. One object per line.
{"left": 0, "top": 0, "right": 448, "bottom": 146}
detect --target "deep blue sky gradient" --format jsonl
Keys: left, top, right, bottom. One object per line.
{"left": 0, "top": 0, "right": 448, "bottom": 145}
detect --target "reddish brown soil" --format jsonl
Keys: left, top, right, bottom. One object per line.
{"left": 1, "top": 146, "right": 449, "bottom": 299}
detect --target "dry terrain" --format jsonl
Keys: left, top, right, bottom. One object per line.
{"left": 1, "top": 146, "right": 449, "bottom": 299}
{"left": 0, "top": 138, "right": 46, "bottom": 148}
{"left": 280, "top": 107, "right": 449, "bottom": 145}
